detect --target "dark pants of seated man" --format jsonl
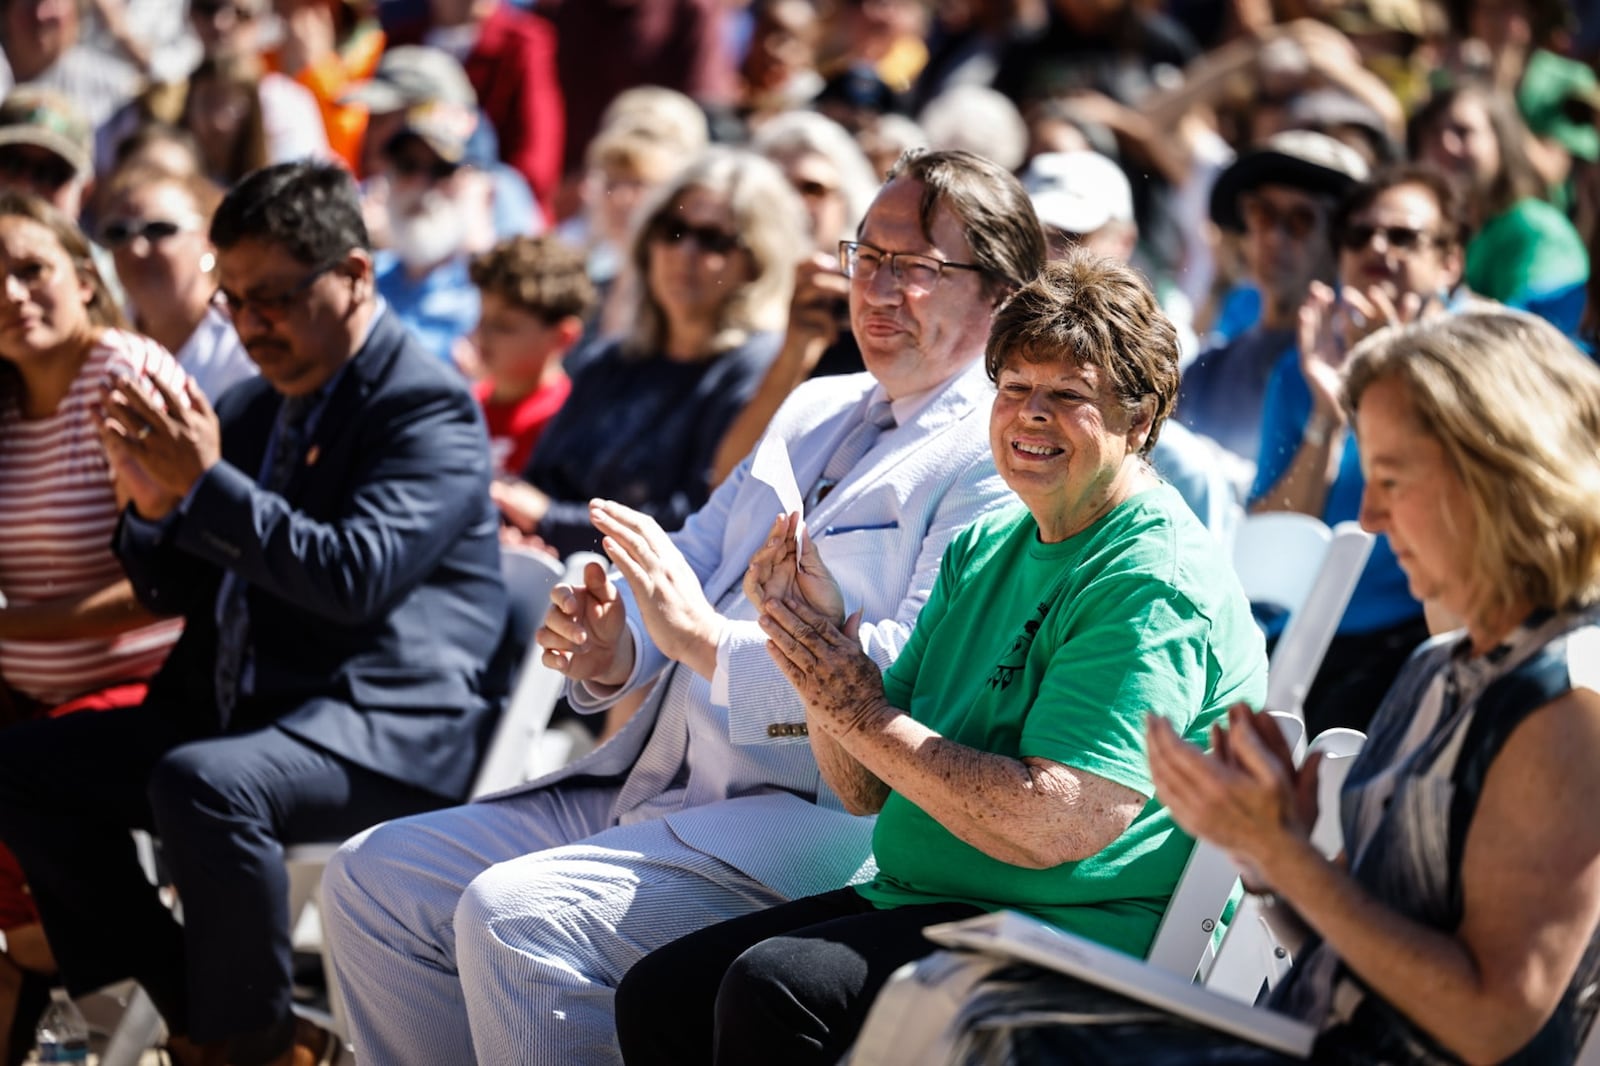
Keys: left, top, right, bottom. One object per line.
{"left": 0, "top": 703, "right": 439, "bottom": 1065}
{"left": 614, "top": 886, "right": 983, "bottom": 1066}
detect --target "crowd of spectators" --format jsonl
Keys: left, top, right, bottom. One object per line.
{"left": 0, "top": 0, "right": 1597, "bottom": 1063}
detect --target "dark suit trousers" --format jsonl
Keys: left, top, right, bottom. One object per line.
{"left": 0, "top": 703, "right": 439, "bottom": 1058}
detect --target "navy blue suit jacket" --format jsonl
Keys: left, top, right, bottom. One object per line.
{"left": 115, "top": 309, "right": 508, "bottom": 801}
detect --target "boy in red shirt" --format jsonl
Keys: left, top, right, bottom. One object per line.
{"left": 468, "top": 236, "right": 595, "bottom": 477}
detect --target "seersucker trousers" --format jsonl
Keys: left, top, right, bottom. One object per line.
{"left": 321, "top": 581, "right": 803, "bottom": 1066}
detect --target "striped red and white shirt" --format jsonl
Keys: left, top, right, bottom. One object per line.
{"left": 0, "top": 330, "right": 187, "bottom": 706}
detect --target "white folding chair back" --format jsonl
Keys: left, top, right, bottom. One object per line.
{"left": 1147, "top": 712, "right": 1303, "bottom": 979}
{"left": 1231, "top": 512, "right": 1333, "bottom": 618}
{"left": 469, "top": 547, "right": 568, "bottom": 794}
{"left": 1204, "top": 728, "right": 1367, "bottom": 1004}
{"left": 1263, "top": 522, "right": 1374, "bottom": 716}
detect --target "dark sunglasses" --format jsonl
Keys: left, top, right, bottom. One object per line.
{"left": 652, "top": 218, "right": 742, "bottom": 255}
{"left": 0, "top": 151, "right": 76, "bottom": 191}
{"left": 792, "top": 179, "right": 838, "bottom": 200}
{"left": 1240, "top": 194, "right": 1323, "bottom": 241}
{"left": 386, "top": 153, "right": 460, "bottom": 182}
{"left": 1337, "top": 223, "right": 1446, "bottom": 254}
{"left": 100, "top": 218, "right": 193, "bottom": 248}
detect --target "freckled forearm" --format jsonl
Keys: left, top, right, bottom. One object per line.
{"left": 809, "top": 723, "right": 888, "bottom": 814}
{"left": 830, "top": 708, "right": 1133, "bottom": 868}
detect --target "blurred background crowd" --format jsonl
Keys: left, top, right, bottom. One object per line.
{"left": 4, "top": 0, "right": 1600, "bottom": 1058}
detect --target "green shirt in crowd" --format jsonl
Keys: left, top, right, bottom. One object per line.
{"left": 1465, "top": 197, "right": 1588, "bottom": 307}
{"left": 856, "top": 483, "right": 1268, "bottom": 957}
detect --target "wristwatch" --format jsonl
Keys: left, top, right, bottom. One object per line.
{"left": 0, "top": 927, "right": 8, "bottom": 957}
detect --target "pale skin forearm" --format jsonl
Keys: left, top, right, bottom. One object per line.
{"left": 1141, "top": 35, "right": 1258, "bottom": 130}
{"left": 0, "top": 579, "right": 161, "bottom": 641}
{"left": 1258, "top": 836, "right": 1563, "bottom": 1064}
{"left": 1249, "top": 420, "right": 1345, "bottom": 517}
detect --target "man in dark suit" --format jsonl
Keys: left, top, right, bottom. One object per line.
{"left": 0, "top": 162, "right": 507, "bottom": 1066}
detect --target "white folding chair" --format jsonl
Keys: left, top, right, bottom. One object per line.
{"left": 1261, "top": 522, "right": 1375, "bottom": 717}
{"left": 1204, "top": 728, "right": 1367, "bottom": 1004}
{"left": 1152, "top": 712, "right": 1305, "bottom": 981}
{"left": 1231, "top": 512, "right": 1334, "bottom": 625}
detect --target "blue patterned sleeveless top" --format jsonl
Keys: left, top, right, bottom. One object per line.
{"left": 1274, "top": 606, "right": 1600, "bottom": 1064}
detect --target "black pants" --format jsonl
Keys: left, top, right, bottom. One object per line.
{"left": 0, "top": 705, "right": 440, "bottom": 1064}
{"left": 1294, "top": 615, "right": 1432, "bottom": 738}
{"left": 615, "top": 886, "right": 983, "bottom": 1066}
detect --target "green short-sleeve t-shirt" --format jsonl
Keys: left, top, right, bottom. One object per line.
{"left": 857, "top": 483, "right": 1268, "bottom": 957}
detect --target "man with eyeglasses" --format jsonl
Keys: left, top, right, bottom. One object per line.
{"left": 320, "top": 148, "right": 1037, "bottom": 1066}
{"left": 1176, "top": 130, "right": 1367, "bottom": 486}
{"left": 0, "top": 162, "right": 509, "bottom": 1066}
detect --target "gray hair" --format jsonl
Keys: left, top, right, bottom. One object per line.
{"left": 623, "top": 147, "right": 809, "bottom": 357}
{"left": 752, "top": 111, "right": 879, "bottom": 244}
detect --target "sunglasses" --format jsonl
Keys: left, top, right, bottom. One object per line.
{"left": 1239, "top": 193, "right": 1323, "bottom": 241}
{"left": 1337, "top": 223, "right": 1446, "bottom": 253}
{"left": 386, "top": 153, "right": 460, "bottom": 183}
{"left": 652, "top": 218, "right": 742, "bottom": 256}
{"left": 0, "top": 150, "right": 76, "bottom": 192}
{"left": 100, "top": 218, "right": 197, "bottom": 248}
{"left": 792, "top": 178, "right": 838, "bottom": 200}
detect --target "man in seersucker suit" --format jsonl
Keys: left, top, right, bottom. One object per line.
{"left": 322, "top": 149, "right": 1047, "bottom": 1066}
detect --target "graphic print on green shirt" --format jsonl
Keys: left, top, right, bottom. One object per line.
{"left": 858, "top": 484, "right": 1268, "bottom": 957}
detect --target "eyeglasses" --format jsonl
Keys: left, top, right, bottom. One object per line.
{"left": 100, "top": 218, "right": 199, "bottom": 248}
{"left": 792, "top": 179, "right": 838, "bottom": 200}
{"left": 838, "top": 240, "right": 985, "bottom": 292}
{"left": 1337, "top": 223, "right": 1448, "bottom": 254}
{"left": 385, "top": 152, "right": 461, "bottom": 183}
{"left": 652, "top": 218, "right": 743, "bottom": 256}
{"left": 213, "top": 260, "right": 337, "bottom": 324}
{"left": 0, "top": 150, "right": 76, "bottom": 192}
{"left": 1239, "top": 193, "right": 1324, "bottom": 241}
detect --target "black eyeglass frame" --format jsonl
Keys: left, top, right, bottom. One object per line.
{"left": 837, "top": 240, "right": 986, "bottom": 289}
{"left": 212, "top": 259, "right": 340, "bottom": 324}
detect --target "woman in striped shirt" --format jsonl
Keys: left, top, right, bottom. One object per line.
{"left": 0, "top": 191, "right": 186, "bottom": 1060}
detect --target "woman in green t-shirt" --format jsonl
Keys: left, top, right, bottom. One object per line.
{"left": 612, "top": 250, "right": 1268, "bottom": 1066}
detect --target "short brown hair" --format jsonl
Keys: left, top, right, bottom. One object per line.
{"left": 985, "top": 249, "right": 1179, "bottom": 456}
{"left": 469, "top": 235, "right": 597, "bottom": 323}
{"left": 883, "top": 148, "right": 1045, "bottom": 300}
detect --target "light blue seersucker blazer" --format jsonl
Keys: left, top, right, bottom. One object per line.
{"left": 504, "top": 359, "right": 1012, "bottom": 902}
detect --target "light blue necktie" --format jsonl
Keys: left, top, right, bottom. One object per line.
{"left": 805, "top": 399, "right": 895, "bottom": 512}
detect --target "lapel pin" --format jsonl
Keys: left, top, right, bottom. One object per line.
{"left": 305, "top": 445, "right": 320, "bottom": 467}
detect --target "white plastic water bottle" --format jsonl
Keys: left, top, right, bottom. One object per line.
{"left": 34, "top": 987, "right": 89, "bottom": 1064}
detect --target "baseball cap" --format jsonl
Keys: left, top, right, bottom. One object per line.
{"left": 341, "top": 45, "right": 478, "bottom": 112}
{"left": 386, "top": 100, "right": 493, "bottom": 169}
{"left": 0, "top": 88, "right": 92, "bottom": 178}
{"left": 1209, "top": 130, "right": 1370, "bottom": 232}
{"left": 1021, "top": 151, "right": 1134, "bottom": 235}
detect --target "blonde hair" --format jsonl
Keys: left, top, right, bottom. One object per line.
{"left": 622, "top": 147, "right": 807, "bottom": 358}
{"left": 1343, "top": 310, "right": 1600, "bottom": 619}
